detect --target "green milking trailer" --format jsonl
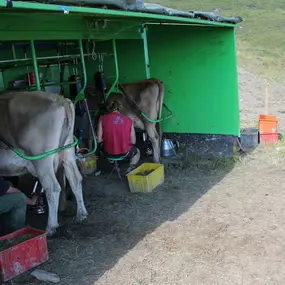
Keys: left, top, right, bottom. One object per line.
{"left": 0, "top": 0, "right": 242, "bottom": 157}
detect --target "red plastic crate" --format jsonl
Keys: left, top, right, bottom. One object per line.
{"left": 0, "top": 227, "right": 48, "bottom": 282}
{"left": 260, "top": 133, "right": 279, "bottom": 144}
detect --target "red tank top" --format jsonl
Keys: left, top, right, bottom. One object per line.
{"left": 100, "top": 112, "right": 133, "bottom": 155}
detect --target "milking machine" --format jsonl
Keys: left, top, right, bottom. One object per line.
{"left": 29, "top": 178, "right": 46, "bottom": 215}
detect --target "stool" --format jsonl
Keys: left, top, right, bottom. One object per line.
{"left": 107, "top": 156, "right": 127, "bottom": 180}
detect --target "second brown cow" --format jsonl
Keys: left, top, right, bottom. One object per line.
{"left": 87, "top": 78, "right": 164, "bottom": 163}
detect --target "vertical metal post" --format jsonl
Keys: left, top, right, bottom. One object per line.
{"left": 78, "top": 39, "right": 97, "bottom": 156}
{"left": 12, "top": 44, "right": 18, "bottom": 67}
{"left": 24, "top": 46, "right": 31, "bottom": 86}
{"left": 141, "top": 24, "right": 151, "bottom": 79}
{"left": 78, "top": 39, "right": 87, "bottom": 92}
{"left": 112, "top": 39, "right": 119, "bottom": 84}
{"left": 105, "top": 39, "right": 119, "bottom": 100}
{"left": 11, "top": 44, "right": 17, "bottom": 61}
{"left": 86, "top": 40, "right": 90, "bottom": 60}
{"left": 30, "top": 40, "right": 41, "bottom": 90}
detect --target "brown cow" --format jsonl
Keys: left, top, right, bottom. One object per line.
{"left": 86, "top": 78, "right": 164, "bottom": 163}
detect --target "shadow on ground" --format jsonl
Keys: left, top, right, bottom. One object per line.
{"left": 14, "top": 156, "right": 235, "bottom": 285}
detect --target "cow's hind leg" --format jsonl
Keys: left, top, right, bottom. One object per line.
{"left": 57, "top": 166, "right": 67, "bottom": 212}
{"left": 62, "top": 149, "right": 88, "bottom": 222}
{"left": 34, "top": 158, "right": 61, "bottom": 235}
{"left": 146, "top": 123, "right": 161, "bottom": 163}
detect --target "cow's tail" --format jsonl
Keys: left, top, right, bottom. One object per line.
{"left": 63, "top": 98, "right": 76, "bottom": 145}
{"left": 59, "top": 97, "right": 83, "bottom": 213}
{"left": 156, "top": 80, "right": 164, "bottom": 151}
{"left": 60, "top": 97, "right": 82, "bottom": 181}
{"left": 51, "top": 96, "right": 76, "bottom": 175}
{"left": 58, "top": 97, "right": 76, "bottom": 148}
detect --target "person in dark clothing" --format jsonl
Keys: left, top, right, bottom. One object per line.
{"left": 0, "top": 176, "right": 38, "bottom": 236}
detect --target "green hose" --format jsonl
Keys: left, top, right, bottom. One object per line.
{"left": 7, "top": 136, "right": 79, "bottom": 161}
{"left": 141, "top": 103, "right": 173, "bottom": 123}
{"left": 117, "top": 83, "right": 173, "bottom": 123}
{"left": 78, "top": 137, "right": 97, "bottom": 158}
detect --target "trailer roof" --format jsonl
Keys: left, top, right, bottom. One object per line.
{"left": 0, "top": 0, "right": 242, "bottom": 28}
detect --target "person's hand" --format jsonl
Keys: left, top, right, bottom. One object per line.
{"left": 26, "top": 194, "right": 39, "bottom": 206}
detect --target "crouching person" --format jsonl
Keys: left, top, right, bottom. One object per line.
{"left": 0, "top": 176, "right": 38, "bottom": 236}
{"left": 96, "top": 99, "right": 140, "bottom": 175}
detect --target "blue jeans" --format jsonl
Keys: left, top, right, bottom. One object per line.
{"left": 96, "top": 143, "right": 137, "bottom": 171}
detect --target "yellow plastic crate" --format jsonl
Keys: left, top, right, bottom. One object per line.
{"left": 127, "top": 163, "right": 164, "bottom": 193}
{"left": 77, "top": 154, "right": 97, "bottom": 177}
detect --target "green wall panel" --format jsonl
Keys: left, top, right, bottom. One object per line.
{"left": 148, "top": 25, "right": 239, "bottom": 136}
{"left": 117, "top": 39, "right": 145, "bottom": 82}
{"left": 0, "top": 13, "right": 142, "bottom": 41}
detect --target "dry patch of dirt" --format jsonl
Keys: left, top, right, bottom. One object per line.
{"left": 239, "top": 67, "right": 285, "bottom": 131}
{"left": 13, "top": 145, "right": 285, "bottom": 285}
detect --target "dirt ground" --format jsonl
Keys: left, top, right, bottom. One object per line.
{"left": 13, "top": 146, "right": 285, "bottom": 285}
{"left": 10, "top": 68, "right": 285, "bottom": 284}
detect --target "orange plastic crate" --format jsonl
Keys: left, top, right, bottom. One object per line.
{"left": 259, "top": 114, "right": 278, "bottom": 134}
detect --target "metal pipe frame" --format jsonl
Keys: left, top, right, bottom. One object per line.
{"left": 74, "top": 39, "right": 97, "bottom": 157}
{"left": 30, "top": 39, "right": 41, "bottom": 90}
{"left": 141, "top": 24, "right": 151, "bottom": 79}
{"left": 24, "top": 46, "right": 31, "bottom": 86}
{"left": 105, "top": 39, "right": 119, "bottom": 100}
{"left": 0, "top": 53, "right": 95, "bottom": 64}
{"left": 11, "top": 44, "right": 17, "bottom": 61}
{"left": 78, "top": 39, "right": 87, "bottom": 93}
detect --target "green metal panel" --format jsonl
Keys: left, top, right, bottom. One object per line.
{"left": 116, "top": 40, "right": 145, "bottom": 82}
{"left": 148, "top": 25, "right": 239, "bottom": 136}
{"left": 0, "top": 13, "right": 142, "bottom": 41}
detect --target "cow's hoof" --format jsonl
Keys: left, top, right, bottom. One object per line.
{"left": 76, "top": 213, "right": 88, "bottom": 223}
{"left": 47, "top": 226, "right": 73, "bottom": 240}
{"left": 76, "top": 208, "right": 88, "bottom": 221}
{"left": 46, "top": 227, "right": 57, "bottom": 237}
{"left": 59, "top": 206, "right": 67, "bottom": 213}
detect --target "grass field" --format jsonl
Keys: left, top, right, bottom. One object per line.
{"left": 147, "top": 0, "right": 285, "bottom": 82}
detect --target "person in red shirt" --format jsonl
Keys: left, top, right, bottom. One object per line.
{"left": 96, "top": 99, "right": 140, "bottom": 175}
